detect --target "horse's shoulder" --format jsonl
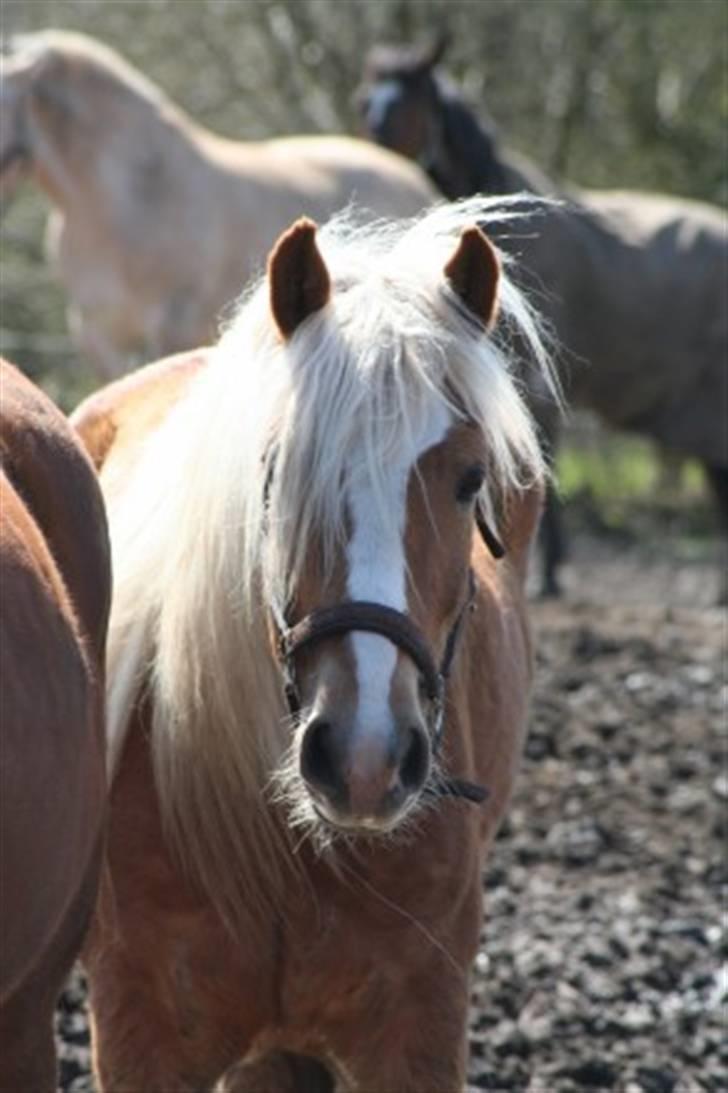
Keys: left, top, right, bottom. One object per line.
{"left": 72, "top": 347, "right": 212, "bottom": 471}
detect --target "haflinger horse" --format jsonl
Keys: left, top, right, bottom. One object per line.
{"left": 0, "top": 30, "right": 437, "bottom": 380}
{"left": 358, "top": 35, "right": 728, "bottom": 596}
{"left": 0, "top": 360, "right": 110, "bottom": 1092}
{"left": 71, "top": 199, "right": 555, "bottom": 1092}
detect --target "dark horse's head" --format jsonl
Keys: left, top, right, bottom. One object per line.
{"left": 357, "top": 33, "right": 508, "bottom": 201}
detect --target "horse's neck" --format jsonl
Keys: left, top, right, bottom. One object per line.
{"left": 498, "top": 150, "right": 576, "bottom": 202}
{"left": 427, "top": 85, "right": 508, "bottom": 200}
{"left": 32, "top": 99, "right": 202, "bottom": 223}
{"left": 429, "top": 80, "right": 565, "bottom": 202}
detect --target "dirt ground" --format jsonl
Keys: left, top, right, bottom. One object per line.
{"left": 56, "top": 529, "right": 726, "bottom": 1093}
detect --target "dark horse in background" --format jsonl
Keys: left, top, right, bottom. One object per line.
{"left": 0, "top": 361, "right": 111, "bottom": 1091}
{"left": 358, "top": 35, "right": 728, "bottom": 596}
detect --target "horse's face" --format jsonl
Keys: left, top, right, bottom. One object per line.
{"left": 0, "top": 40, "right": 106, "bottom": 210}
{"left": 268, "top": 219, "right": 500, "bottom": 836}
{"left": 358, "top": 71, "right": 436, "bottom": 162}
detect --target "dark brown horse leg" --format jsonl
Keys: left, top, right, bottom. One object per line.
{"left": 538, "top": 479, "right": 566, "bottom": 597}
{"left": 704, "top": 463, "right": 728, "bottom": 603}
{"left": 704, "top": 463, "right": 728, "bottom": 530}
{"left": 0, "top": 986, "right": 57, "bottom": 1093}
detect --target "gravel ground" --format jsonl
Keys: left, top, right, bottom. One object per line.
{"left": 56, "top": 531, "right": 726, "bottom": 1093}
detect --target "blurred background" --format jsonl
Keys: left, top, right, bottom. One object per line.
{"left": 1, "top": 0, "right": 726, "bottom": 551}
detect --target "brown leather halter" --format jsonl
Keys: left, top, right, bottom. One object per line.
{"left": 269, "top": 513, "right": 504, "bottom": 806}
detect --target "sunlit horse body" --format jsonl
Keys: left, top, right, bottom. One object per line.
{"left": 0, "top": 360, "right": 110, "bottom": 1092}
{"left": 0, "top": 31, "right": 437, "bottom": 379}
{"left": 72, "top": 201, "right": 553, "bottom": 1091}
{"left": 359, "top": 37, "right": 728, "bottom": 593}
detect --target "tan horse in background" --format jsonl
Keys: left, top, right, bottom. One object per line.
{"left": 0, "top": 360, "right": 110, "bottom": 1092}
{"left": 0, "top": 30, "right": 437, "bottom": 378}
{"left": 72, "top": 200, "right": 554, "bottom": 1091}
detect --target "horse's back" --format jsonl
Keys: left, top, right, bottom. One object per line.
{"left": 564, "top": 190, "right": 728, "bottom": 460}
{"left": 0, "top": 361, "right": 110, "bottom": 1084}
{"left": 206, "top": 133, "right": 437, "bottom": 220}
{"left": 71, "top": 347, "right": 211, "bottom": 478}
{"left": 265, "top": 135, "right": 437, "bottom": 209}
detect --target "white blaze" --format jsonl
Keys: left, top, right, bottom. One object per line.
{"left": 345, "top": 403, "right": 452, "bottom": 741}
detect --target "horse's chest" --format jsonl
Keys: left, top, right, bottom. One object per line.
{"left": 52, "top": 217, "right": 151, "bottom": 331}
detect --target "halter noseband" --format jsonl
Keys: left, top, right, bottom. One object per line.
{"left": 270, "top": 517, "right": 504, "bottom": 808}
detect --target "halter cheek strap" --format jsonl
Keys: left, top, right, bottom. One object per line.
{"left": 270, "top": 566, "right": 488, "bottom": 806}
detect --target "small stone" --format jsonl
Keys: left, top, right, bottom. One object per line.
{"left": 625, "top": 671, "right": 653, "bottom": 692}
{"left": 619, "top": 1004, "right": 655, "bottom": 1033}
{"left": 634, "top": 1066, "right": 678, "bottom": 1093}
{"left": 474, "top": 950, "right": 490, "bottom": 975}
{"left": 685, "top": 664, "right": 713, "bottom": 685}
{"left": 713, "top": 774, "right": 728, "bottom": 799}
{"left": 559, "top": 1057, "right": 618, "bottom": 1087}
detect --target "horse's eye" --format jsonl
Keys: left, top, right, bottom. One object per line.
{"left": 456, "top": 465, "right": 485, "bottom": 503}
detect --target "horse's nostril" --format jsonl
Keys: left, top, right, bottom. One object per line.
{"left": 300, "top": 718, "right": 339, "bottom": 794}
{"left": 399, "top": 726, "right": 430, "bottom": 791}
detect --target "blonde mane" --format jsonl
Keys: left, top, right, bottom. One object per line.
{"left": 106, "top": 198, "right": 557, "bottom": 925}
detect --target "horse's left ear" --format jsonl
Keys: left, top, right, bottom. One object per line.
{"left": 424, "top": 28, "right": 450, "bottom": 69}
{"left": 444, "top": 226, "right": 500, "bottom": 330}
{"left": 268, "top": 217, "right": 331, "bottom": 340}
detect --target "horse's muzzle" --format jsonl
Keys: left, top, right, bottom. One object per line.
{"left": 300, "top": 715, "right": 431, "bottom": 831}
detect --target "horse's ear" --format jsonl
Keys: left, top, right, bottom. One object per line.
{"left": 444, "top": 226, "right": 500, "bottom": 330}
{"left": 268, "top": 218, "right": 331, "bottom": 340}
{"left": 424, "top": 29, "right": 450, "bottom": 68}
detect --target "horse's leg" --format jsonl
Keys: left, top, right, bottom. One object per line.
{"left": 0, "top": 985, "right": 57, "bottom": 1093}
{"left": 0, "top": 834, "right": 103, "bottom": 1093}
{"left": 67, "top": 306, "right": 131, "bottom": 383}
{"left": 704, "top": 463, "right": 728, "bottom": 529}
{"left": 704, "top": 462, "right": 728, "bottom": 603}
{"left": 85, "top": 714, "right": 261, "bottom": 1092}
{"left": 530, "top": 404, "right": 565, "bottom": 598}
{"left": 87, "top": 938, "right": 242, "bottom": 1093}
{"left": 325, "top": 967, "right": 470, "bottom": 1093}
{"left": 538, "top": 479, "right": 566, "bottom": 597}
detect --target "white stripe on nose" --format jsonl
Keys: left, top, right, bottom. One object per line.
{"left": 345, "top": 404, "right": 451, "bottom": 741}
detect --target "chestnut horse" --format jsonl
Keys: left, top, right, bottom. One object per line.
{"left": 0, "top": 361, "right": 110, "bottom": 1092}
{"left": 72, "top": 200, "right": 554, "bottom": 1091}
{"left": 0, "top": 30, "right": 437, "bottom": 380}
{"left": 358, "top": 35, "right": 728, "bottom": 595}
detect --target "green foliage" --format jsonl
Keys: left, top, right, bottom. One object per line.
{"left": 557, "top": 424, "right": 716, "bottom": 537}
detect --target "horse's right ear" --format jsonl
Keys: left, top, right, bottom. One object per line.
{"left": 268, "top": 218, "right": 331, "bottom": 340}
{"left": 424, "top": 29, "right": 450, "bottom": 69}
{"left": 444, "top": 226, "right": 500, "bottom": 329}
